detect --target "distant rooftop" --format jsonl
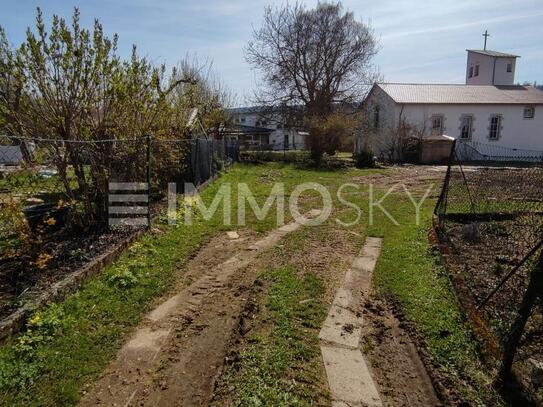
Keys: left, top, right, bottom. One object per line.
{"left": 466, "top": 49, "right": 520, "bottom": 58}
{"left": 374, "top": 83, "right": 543, "bottom": 105}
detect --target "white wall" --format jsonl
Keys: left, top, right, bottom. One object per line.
{"left": 230, "top": 111, "right": 306, "bottom": 150}
{"left": 269, "top": 128, "right": 306, "bottom": 150}
{"left": 357, "top": 86, "right": 400, "bottom": 155}
{"left": 493, "top": 57, "right": 516, "bottom": 86}
{"left": 465, "top": 52, "right": 516, "bottom": 86}
{"left": 363, "top": 86, "right": 397, "bottom": 129}
{"left": 396, "top": 104, "right": 543, "bottom": 151}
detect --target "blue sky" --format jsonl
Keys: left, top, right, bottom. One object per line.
{"left": 1, "top": 0, "right": 542, "bottom": 105}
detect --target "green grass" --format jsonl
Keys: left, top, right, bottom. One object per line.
{"left": 0, "top": 162, "right": 359, "bottom": 406}
{"left": 223, "top": 168, "right": 502, "bottom": 405}
{"left": 0, "top": 167, "right": 82, "bottom": 202}
{"left": 0, "top": 169, "right": 60, "bottom": 195}
{"left": 0, "top": 162, "right": 502, "bottom": 406}
{"left": 223, "top": 266, "right": 328, "bottom": 407}
{"left": 0, "top": 217, "right": 207, "bottom": 406}
{"left": 366, "top": 198, "right": 501, "bottom": 405}
{"left": 0, "top": 163, "right": 305, "bottom": 406}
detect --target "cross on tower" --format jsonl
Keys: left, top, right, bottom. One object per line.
{"left": 483, "top": 30, "right": 490, "bottom": 50}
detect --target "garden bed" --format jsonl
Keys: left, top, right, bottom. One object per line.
{"left": 0, "top": 227, "right": 135, "bottom": 320}
{"left": 0, "top": 190, "right": 172, "bottom": 327}
{"left": 442, "top": 216, "right": 543, "bottom": 402}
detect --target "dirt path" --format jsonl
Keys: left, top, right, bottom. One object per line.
{"left": 79, "top": 166, "right": 449, "bottom": 407}
{"left": 79, "top": 211, "right": 320, "bottom": 407}
{"left": 318, "top": 236, "right": 441, "bottom": 407}
{"left": 361, "top": 297, "right": 442, "bottom": 407}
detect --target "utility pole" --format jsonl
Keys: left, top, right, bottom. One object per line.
{"left": 483, "top": 30, "right": 490, "bottom": 50}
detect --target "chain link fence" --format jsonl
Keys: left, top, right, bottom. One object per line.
{"left": 0, "top": 135, "right": 238, "bottom": 315}
{"left": 435, "top": 140, "right": 543, "bottom": 393}
{"left": 0, "top": 136, "right": 238, "bottom": 227}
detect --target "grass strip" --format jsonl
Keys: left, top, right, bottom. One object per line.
{"left": 224, "top": 266, "right": 328, "bottom": 407}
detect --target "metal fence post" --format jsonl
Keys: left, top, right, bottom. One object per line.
{"left": 146, "top": 134, "right": 152, "bottom": 228}
{"left": 434, "top": 139, "right": 456, "bottom": 217}
{"left": 498, "top": 249, "right": 543, "bottom": 386}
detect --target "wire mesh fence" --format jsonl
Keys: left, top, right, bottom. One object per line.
{"left": 238, "top": 140, "right": 306, "bottom": 151}
{"left": 0, "top": 135, "right": 238, "bottom": 311}
{"left": 0, "top": 137, "right": 148, "bottom": 232}
{"left": 0, "top": 136, "right": 238, "bottom": 229}
{"left": 454, "top": 140, "right": 543, "bottom": 163}
{"left": 435, "top": 140, "right": 543, "bottom": 391}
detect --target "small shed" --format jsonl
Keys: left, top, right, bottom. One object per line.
{"left": 420, "top": 134, "right": 455, "bottom": 164}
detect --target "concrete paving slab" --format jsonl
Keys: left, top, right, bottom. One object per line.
{"left": 332, "top": 287, "right": 352, "bottom": 309}
{"left": 364, "top": 237, "right": 382, "bottom": 248}
{"left": 81, "top": 212, "right": 317, "bottom": 407}
{"left": 319, "top": 305, "right": 362, "bottom": 349}
{"left": 321, "top": 345, "right": 382, "bottom": 407}
{"left": 351, "top": 255, "right": 379, "bottom": 273}
{"left": 319, "top": 237, "right": 383, "bottom": 407}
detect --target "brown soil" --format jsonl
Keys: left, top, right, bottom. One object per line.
{"left": 78, "top": 215, "right": 319, "bottom": 406}
{"left": 443, "top": 218, "right": 543, "bottom": 403}
{"left": 212, "top": 222, "right": 358, "bottom": 406}
{"left": 445, "top": 219, "right": 539, "bottom": 328}
{"left": 212, "top": 222, "right": 445, "bottom": 407}
{"left": 353, "top": 165, "right": 447, "bottom": 195}
{"left": 362, "top": 297, "right": 446, "bottom": 407}
{"left": 0, "top": 227, "right": 134, "bottom": 317}
{"left": 78, "top": 230, "right": 256, "bottom": 406}
{"left": 77, "top": 166, "right": 452, "bottom": 407}
{"left": 0, "top": 201, "right": 167, "bottom": 320}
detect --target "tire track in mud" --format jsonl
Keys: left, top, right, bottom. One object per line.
{"left": 79, "top": 210, "right": 321, "bottom": 407}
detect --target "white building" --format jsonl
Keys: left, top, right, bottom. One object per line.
{"left": 358, "top": 48, "right": 543, "bottom": 161}
{"left": 466, "top": 49, "right": 518, "bottom": 86}
{"left": 226, "top": 107, "right": 307, "bottom": 150}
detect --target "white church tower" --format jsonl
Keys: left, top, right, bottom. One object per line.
{"left": 465, "top": 31, "right": 519, "bottom": 86}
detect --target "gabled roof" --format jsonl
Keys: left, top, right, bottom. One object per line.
{"left": 373, "top": 83, "right": 543, "bottom": 105}
{"left": 466, "top": 49, "right": 520, "bottom": 58}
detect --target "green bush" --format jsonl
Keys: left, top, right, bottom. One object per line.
{"left": 353, "top": 149, "right": 375, "bottom": 168}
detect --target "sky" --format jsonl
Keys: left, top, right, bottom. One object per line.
{"left": 1, "top": 0, "right": 542, "bottom": 105}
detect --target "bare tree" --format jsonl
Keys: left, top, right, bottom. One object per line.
{"left": 246, "top": 1, "right": 378, "bottom": 159}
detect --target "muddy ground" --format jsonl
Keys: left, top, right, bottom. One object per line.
{"left": 362, "top": 297, "right": 444, "bottom": 407}
{"left": 353, "top": 164, "right": 447, "bottom": 195}
{"left": 78, "top": 229, "right": 257, "bottom": 406}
